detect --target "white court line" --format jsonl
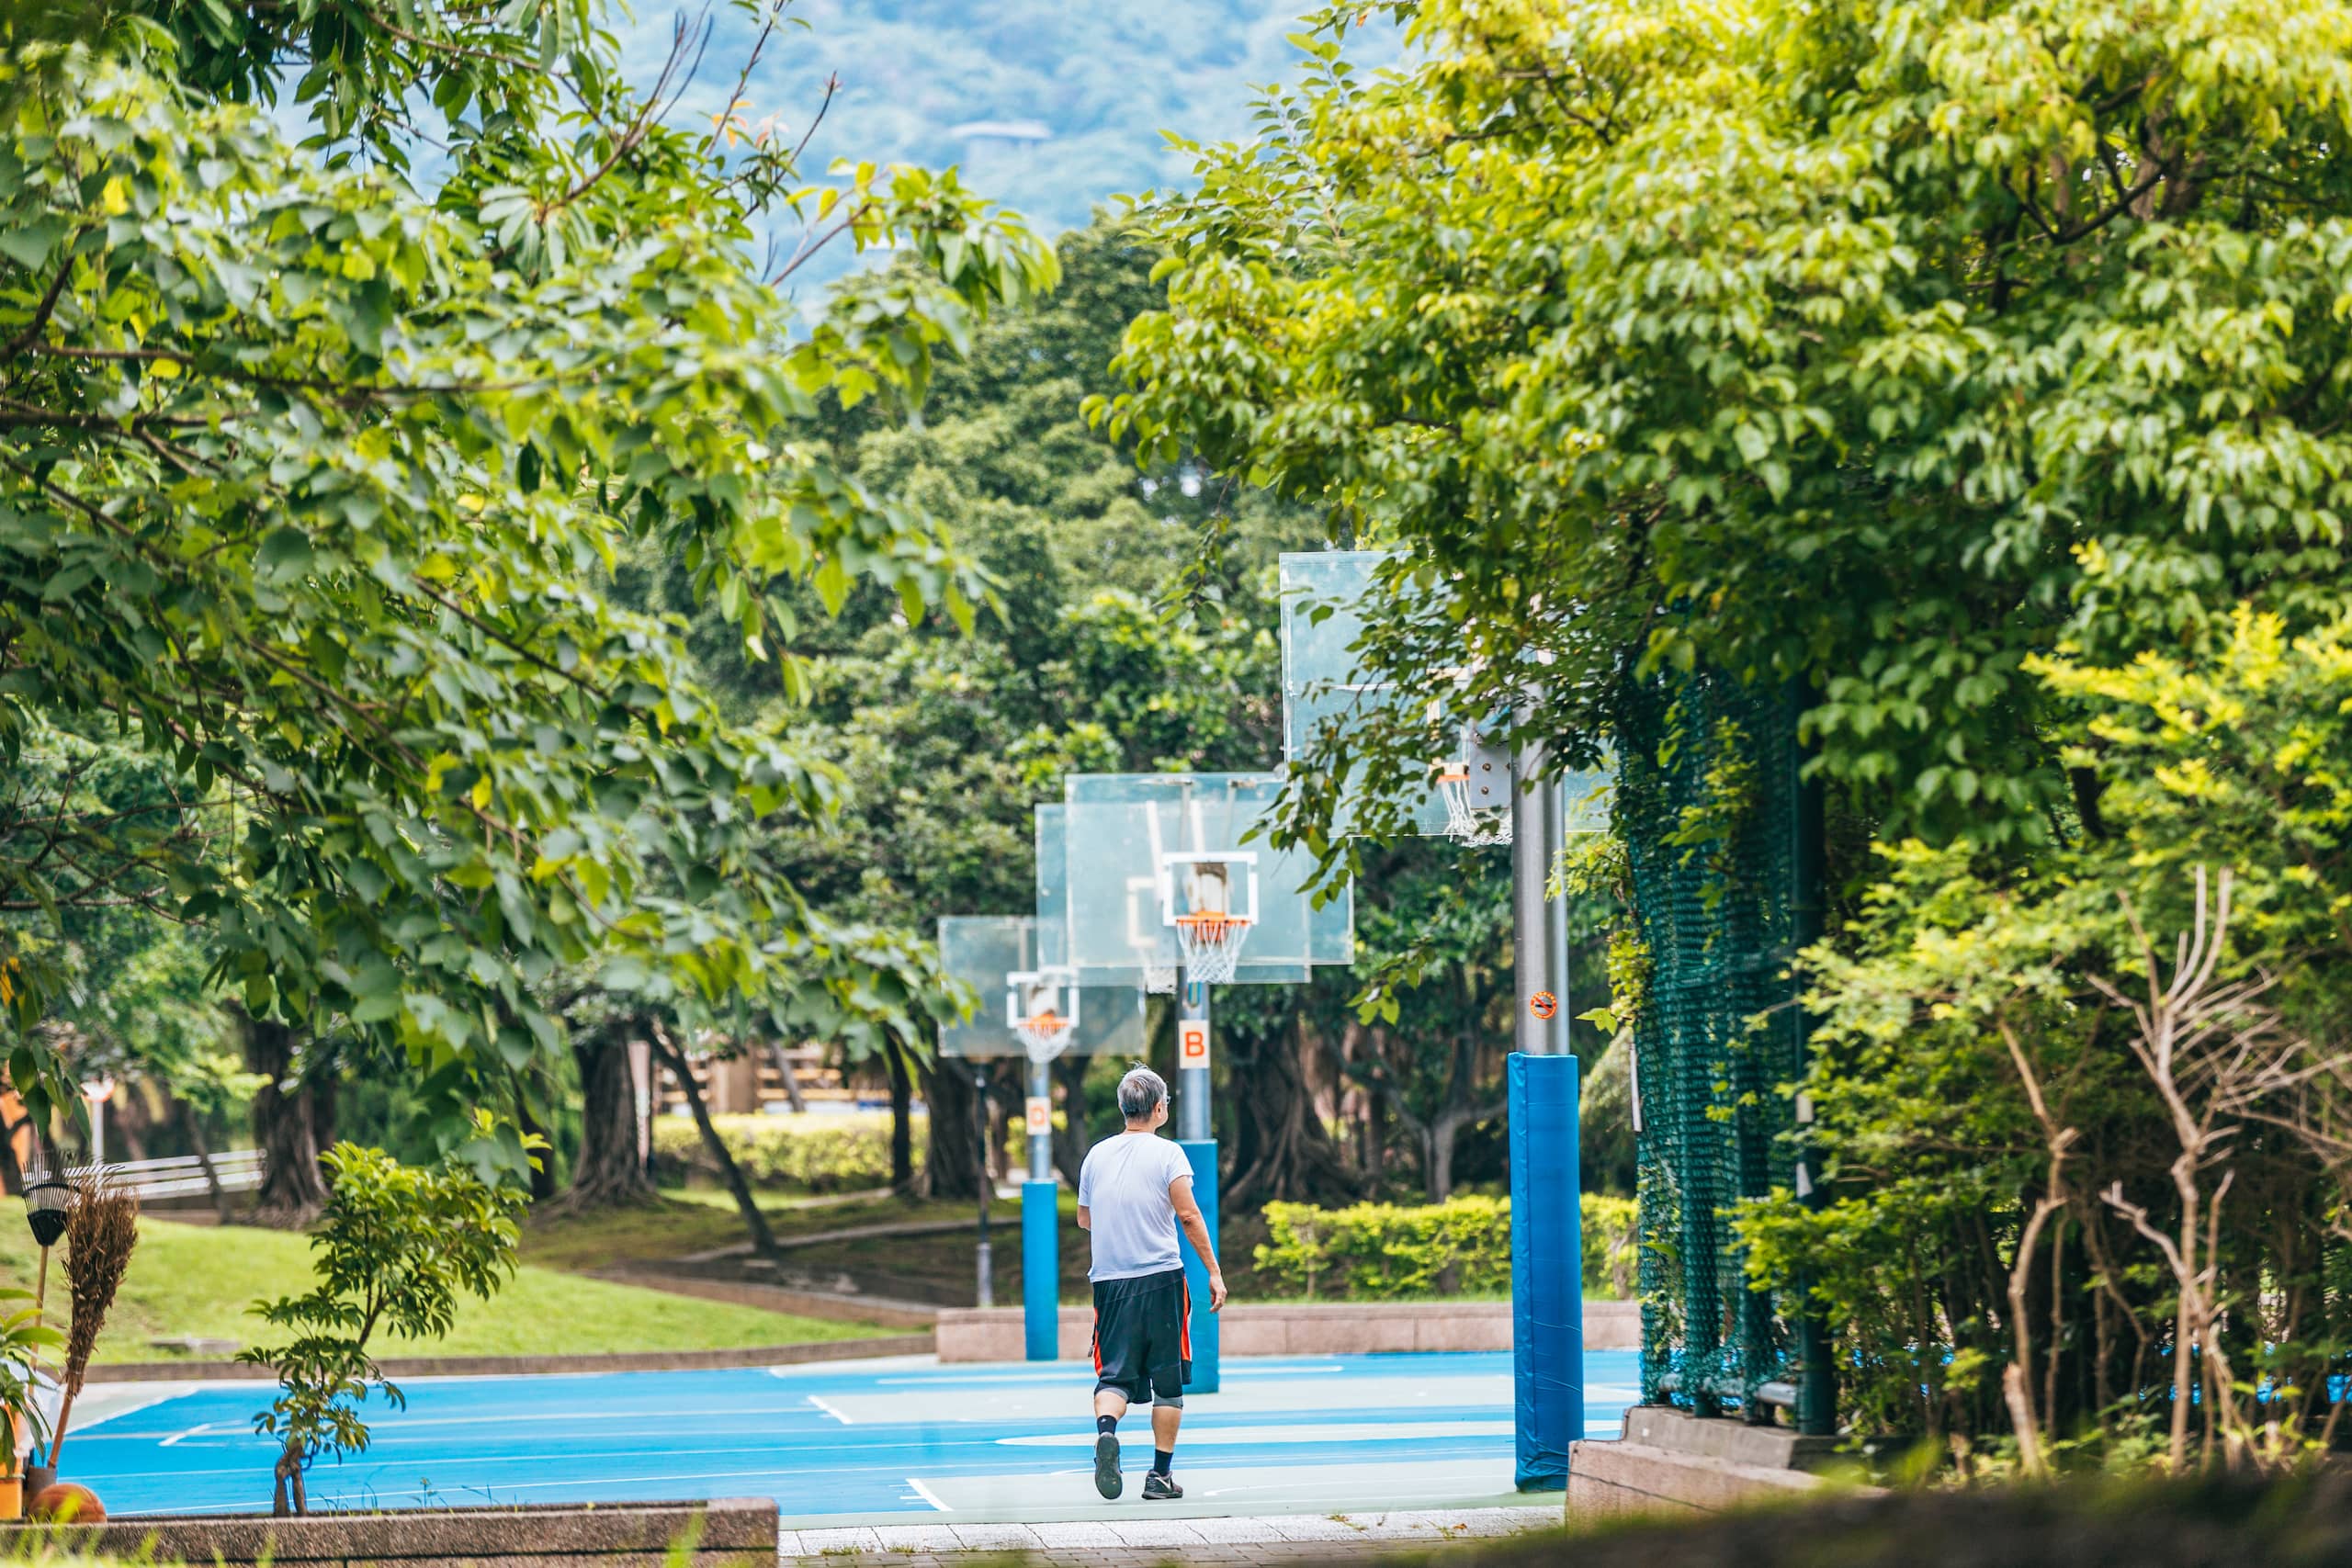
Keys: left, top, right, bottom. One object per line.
{"left": 905, "top": 1477, "right": 949, "bottom": 1512}
{"left": 1222, "top": 1364, "right": 1347, "bottom": 1376}
{"left": 808, "top": 1395, "right": 853, "bottom": 1425}
{"left": 873, "top": 1364, "right": 1347, "bottom": 1388}
{"left": 994, "top": 1420, "right": 1510, "bottom": 1449}
{"left": 159, "top": 1422, "right": 219, "bottom": 1449}
{"left": 125, "top": 1403, "right": 826, "bottom": 1436}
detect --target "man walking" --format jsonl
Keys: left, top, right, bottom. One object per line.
{"left": 1077, "top": 1066, "right": 1226, "bottom": 1501}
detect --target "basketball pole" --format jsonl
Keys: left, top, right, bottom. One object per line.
{"left": 1022, "top": 1054, "right": 1059, "bottom": 1361}
{"left": 1508, "top": 741, "right": 1581, "bottom": 1492}
{"left": 1176, "top": 975, "right": 1220, "bottom": 1394}
{"left": 974, "top": 1066, "right": 993, "bottom": 1311}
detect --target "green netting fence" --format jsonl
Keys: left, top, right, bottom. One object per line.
{"left": 1613, "top": 670, "right": 1825, "bottom": 1427}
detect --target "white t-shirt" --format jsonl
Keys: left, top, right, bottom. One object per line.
{"left": 1078, "top": 1133, "right": 1195, "bottom": 1282}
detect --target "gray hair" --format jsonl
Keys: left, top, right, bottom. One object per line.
{"left": 1118, "top": 1066, "right": 1168, "bottom": 1122}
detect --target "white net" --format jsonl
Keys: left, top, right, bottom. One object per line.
{"left": 1174, "top": 914, "right": 1250, "bottom": 985}
{"left": 1439, "top": 769, "right": 1513, "bottom": 847}
{"left": 1142, "top": 959, "right": 1177, "bottom": 995}
{"left": 1013, "top": 1010, "right": 1077, "bottom": 1063}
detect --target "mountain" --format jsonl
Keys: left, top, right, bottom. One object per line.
{"left": 615, "top": 0, "right": 1378, "bottom": 292}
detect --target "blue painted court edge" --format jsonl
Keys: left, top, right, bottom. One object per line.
{"left": 72, "top": 1350, "right": 1639, "bottom": 1524}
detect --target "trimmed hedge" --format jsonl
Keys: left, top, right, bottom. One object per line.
{"left": 651, "top": 1112, "right": 923, "bottom": 1194}
{"left": 1255, "top": 1193, "right": 1640, "bottom": 1301}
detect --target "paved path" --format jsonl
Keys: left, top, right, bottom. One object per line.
{"left": 672, "top": 1214, "right": 974, "bottom": 1266}
{"left": 70, "top": 1350, "right": 1634, "bottom": 1526}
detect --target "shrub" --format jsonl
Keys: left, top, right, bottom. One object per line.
{"left": 652, "top": 1113, "right": 923, "bottom": 1193}
{"left": 1256, "top": 1193, "right": 1641, "bottom": 1301}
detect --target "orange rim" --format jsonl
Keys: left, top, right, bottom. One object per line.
{"left": 1173, "top": 914, "right": 1249, "bottom": 942}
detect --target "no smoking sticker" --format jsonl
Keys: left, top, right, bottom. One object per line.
{"left": 1178, "top": 1019, "right": 1211, "bottom": 1067}
{"left": 1528, "top": 991, "right": 1560, "bottom": 1021}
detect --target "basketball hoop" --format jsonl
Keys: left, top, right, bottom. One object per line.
{"left": 1173, "top": 912, "right": 1251, "bottom": 985}
{"left": 1012, "top": 1009, "right": 1078, "bottom": 1062}
{"left": 1140, "top": 957, "right": 1177, "bottom": 996}
{"left": 1006, "top": 966, "right": 1081, "bottom": 1062}
{"left": 1437, "top": 727, "right": 1512, "bottom": 846}
{"left": 1438, "top": 763, "right": 1513, "bottom": 846}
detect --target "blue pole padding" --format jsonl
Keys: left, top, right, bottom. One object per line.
{"left": 1178, "top": 1138, "right": 1220, "bottom": 1394}
{"left": 1022, "top": 1179, "right": 1058, "bottom": 1361}
{"left": 1509, "top": 1052, "right": 1582, "bottom": 1491}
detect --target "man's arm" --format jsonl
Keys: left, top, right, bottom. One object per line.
{"left": 1077, "top": 1205, "right": 1091, "bottom": 1231}
{"left": 1169, "top": 1176, "right": 1227, "bottom": 1311}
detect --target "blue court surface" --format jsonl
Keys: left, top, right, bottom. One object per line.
{"left": 70, "top": 1350, "right": 1638, "bottom": 1525}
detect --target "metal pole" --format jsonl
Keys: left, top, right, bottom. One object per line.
{"left": 1026, "top": 1056, "right": 1054, "bottom": 1180}
{"left": 974, "top": 1066, "right": 993, "bottom": 1311}
{"left": 1547, "top": 776, "right": 1573, "bottom": 1055}
{"left": 1022, "top": 1055, "right": 1058, "bottom": 1359}
{"left": 1177, "top": 981, "right": 1212, "bottom": 1142}
{"left": 1511, "top": 739, "right": 1560, "bottom": 1056}
{"left": 1509, "top": 729, "right": 1579, "bottom": 1491}
{"left": 1175, "top": 975, "right": 1220, "bottom": 1393}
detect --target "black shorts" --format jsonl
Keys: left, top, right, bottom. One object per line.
{"left": 1091, "top": 1266, "right": 1192, "bottom": 1406}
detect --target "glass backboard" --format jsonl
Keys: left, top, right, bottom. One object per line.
{"left": 1040, "top": 802, "right": 1175, "bottom": 992}
{"left": 1280, "top": 550, "right": 1452, "bottom": 835}
{"left": 1062, "top": 773, "right": 1352, "bottom": 985}
{"left": 936, "top": 914, "right": 1148, "bottom": 1059}
{"left": 1281, "top": 549, "right": 1614, "bottom": 839}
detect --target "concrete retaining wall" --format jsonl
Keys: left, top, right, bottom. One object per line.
{"left": 7, "top": 1497, "right": 775, "bottom": 1566}
{"left": 937, "top": 1298, "right": 1639, "bottom": 1361}
{"left": 1567, "top": 1406, "right": 1866, "bottom": 1520}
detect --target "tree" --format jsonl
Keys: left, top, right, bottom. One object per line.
{"left": 638, "top": 216, "right": 1323, "bottom": 1200}
{"left": 1100, "top": 0, "right": 2352, "bottom": 863}
{"left": 242, "top": 1134, "right": 533, "bottom": 1515}
{"left": 0, "top": 4, "right": 1057, "bottom": 1154}
{"left": 1091, "top": 0, "right": 2352, "bottom": 1465}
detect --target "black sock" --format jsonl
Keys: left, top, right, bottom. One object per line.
{"left": 1152, "top": 1450, "right": 1173, "bottom": 1477}
{"left": 1097, "top": 1415, "right": 1118, "bottom": 1437}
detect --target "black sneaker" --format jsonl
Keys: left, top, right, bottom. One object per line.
{"left": 1093, "top": 1433, "right": 1123, "bottom": 1499}
{"left": 1141, "top": 1471, "right": 1182, "bottom": 1501}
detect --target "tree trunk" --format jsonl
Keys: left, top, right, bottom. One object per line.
{"left": 515, "top": 1072, "right": 558, "bottom": 1203}
{"left": 767, "top": 1042, "right": 808, "bottom": 1114}
{"left": 1051, "top": 1052, "right": 1090, "bottom": 1188}
{"left": 650, "top": 1029, "right": 775, "bottom": 1254}
{"left": 1426, "top": 1107, "right": 1472, "bottom": 1201}
{"left": 886, "top": 1043, "right": 916, "bottom": 1194}
{"left": 179, "top": 1101, "right": 234, "bottom": 1224}
{"left": 922, "top": 1055, "right": 987, "bottom": 1201}
{"left": 244, "top": 1014, "right": 329, "bottom": 1225}
{"left": 272, "top": 1434, "right": 311, "bottom": 1516}
{"left": 1225, "top": 1013, "right": 1360, "bottom": 1209}
{"left": 111, "top": 1089, "right": 152, "bottom": 1164}
{"left": 311, "top": 1059, "right": 337, "bottom": 1150}
{"left": 560, "top": 1023, "right": 658, "bottom": 1211}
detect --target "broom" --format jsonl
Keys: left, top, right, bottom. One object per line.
{"left": 44, "top": 1177, "right": 139, "bottom": 1469}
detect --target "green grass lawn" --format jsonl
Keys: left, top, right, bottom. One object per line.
{"left": 0, "top": 1218, "right": 888, "bottom": 1363}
